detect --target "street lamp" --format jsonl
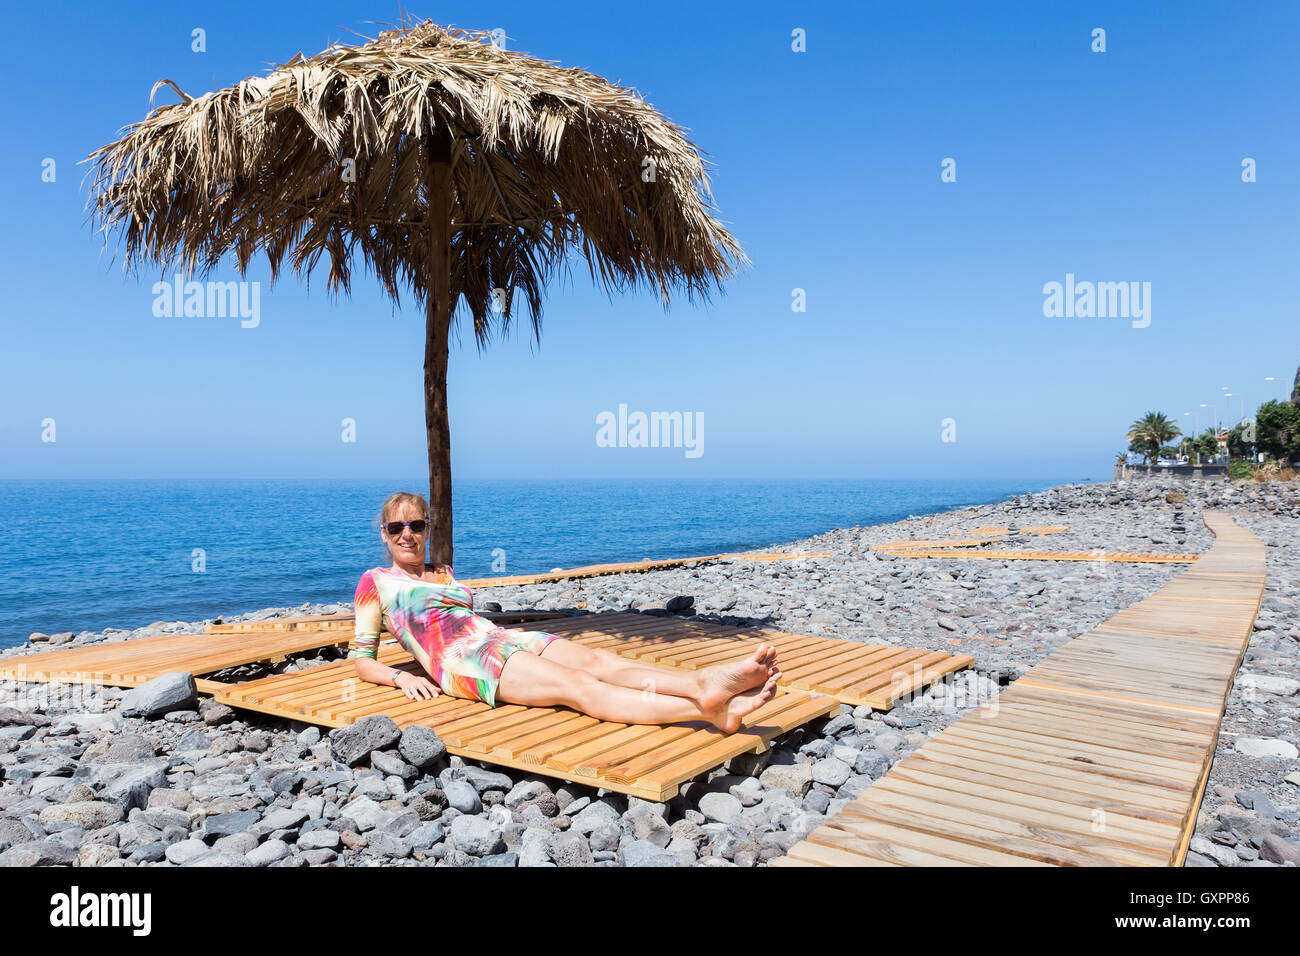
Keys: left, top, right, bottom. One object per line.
{"left": 1183, "top": 411, "right": 1196, "bottom": 464}
{"left": 1201, "top": 402, "right": 1218, "bottom": 461}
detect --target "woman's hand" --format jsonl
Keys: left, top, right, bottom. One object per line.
{"left": 394, "top": 672, "right": 441, "bottom": 700}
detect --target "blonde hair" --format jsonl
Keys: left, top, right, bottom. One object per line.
{"left": 377, "top": 491, "right": 430, "bottom": 537}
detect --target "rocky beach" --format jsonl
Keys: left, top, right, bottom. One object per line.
{"left": 2, "top": 478, "right": 1296, "bottom": 868}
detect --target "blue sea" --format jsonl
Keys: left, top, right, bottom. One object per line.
{"left": 0, "top": 477, "right": 1087, "bottom": 647}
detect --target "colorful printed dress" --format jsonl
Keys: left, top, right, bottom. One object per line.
{"left": 349, "top": 563, "right": 559, "bottom": 708}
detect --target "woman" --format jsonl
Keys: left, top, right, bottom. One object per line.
{"left": 350, "top": 492, "right": 781, "bottom": 733}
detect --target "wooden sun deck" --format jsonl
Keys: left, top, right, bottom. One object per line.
{"left": 3, "top": 611, "right": 971, "bottom": 711}
{"left": 531, "top": 612, "right": 973, "bottom": 709}
{"left": 205, "top": 609, "right": 566, "bottom": 635}
{"left": 772, "top": 511, "right": 1265, "bottom": 867}
{"left": 872, "top": 537, "right": 1004, "bottom": 550}
{"left": 0, "top": 629, "right": 353, "bottom": 697}
{"left": 211, "top": 649, "right": 838, "bottom": 801}
{"left": 3, "top": 610, "right": 970, "bottom": 799}
{"left": 955, "top": 526, "right": 1067, "bottom": 536}
{"left": 0, "top": 611, "right": 568, "bottom": 694}
{"left": 204, "top": 614, "right": 972, "bottom": 798}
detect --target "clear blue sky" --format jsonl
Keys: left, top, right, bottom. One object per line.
{"left": 2, "top": 1, "right": 1296, "bottom": 480}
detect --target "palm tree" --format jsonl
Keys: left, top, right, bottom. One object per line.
{"left": 1126, "top": 412, "right": 1181, "bottom": 471}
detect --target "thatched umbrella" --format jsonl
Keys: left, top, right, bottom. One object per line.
{"left": 87, "top": 20, "right": 745, "bottom": 564}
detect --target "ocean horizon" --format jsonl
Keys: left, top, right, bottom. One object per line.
{"left": 2, "top": 476, "right": 1093, "bottom": 647}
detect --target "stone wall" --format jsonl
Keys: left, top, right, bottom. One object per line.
{"left": 1112, "top": 462, "right": 1229, "bottom": 480}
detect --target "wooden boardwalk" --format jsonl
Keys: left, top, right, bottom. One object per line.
{"left": 875, "top": 549, "right": 1197, "bottom": 564}
{"left": 773, "top": 511, "right": 1265, "bottom": 867}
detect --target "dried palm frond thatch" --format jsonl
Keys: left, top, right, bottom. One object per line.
{"left": 86, "top": 20, "right": 746, "bottom": 562}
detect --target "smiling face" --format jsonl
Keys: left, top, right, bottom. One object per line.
{"left": 381, "top": 499, "right": 429, "bottom": 567}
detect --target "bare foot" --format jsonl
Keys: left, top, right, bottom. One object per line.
{"left": 704, "top": 672, "right": 779, "bottom": 733}
{"left": 697, "top": 643, "right": 780, "bottom": 710}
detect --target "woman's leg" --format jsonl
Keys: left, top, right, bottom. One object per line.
{"left": 496, "top": 648, "right": 778, "bottom": 733}
{"left": 539, "top": 638, "right": 780, "bottom": 710}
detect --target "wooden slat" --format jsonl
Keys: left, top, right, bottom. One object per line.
{"left": 0, "top": 629, "right": 352, "bottom": 688}
{"left": 509, "top": 616, "right": 975, "bottom": 709}
{"left": 208, "top": 659, "right": 837, "bottom": 800}
{"left": 877, "top": 550, "right": 1197, "bottom": 563}
{"left": 777, "top": 510, "right": 1265, "bottom": 867}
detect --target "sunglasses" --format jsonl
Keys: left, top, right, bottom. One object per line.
{"left": 384, "top": 520, "right": 428, "bottom": 536}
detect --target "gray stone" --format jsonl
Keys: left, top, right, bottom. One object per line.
{"left": 697, "top": 791, "right": 743, "bottom": 825}
{"left": 449, "top": 814, "right": 505, "bottom": 856}
{"left": 371, "top": 750, "right": 416, "bottom": 779}
{"left": 444, "top": 780, "right": 482, "bottom": 814}
{"left": 377, "top": 807, "right": 422, "bottom": 839}
{"left": 588, "top": 824, "right": 621, "bottom": 853}
{"left": 203, "top": 811, "right": 260, "bottom": 839}
{"left": 120, "top": 673, "right": 198, "bottom": 718}
{"left": 246, "top": 839, "right": 290, "bottom": 866}
{"left": 619, "top": 839, "right": 679, "bottom": 866}
{"left": 854, "top": 751, "right": 891, "bottom": 778}
{"left": 519, "top": 828, "right": 552, "bottom": 866}
{"left": 811, "top": 757, "right": 852, "bottom": 788}
{"left": 802, "top": 790, "right": 831, "bottom": 815}
{"left": 1239, "top": 673, "right": 1300, "bottom": 696}
{"left": 1259, "top": 835, "right": 1300, "bottom": 865}
{"left": 182, "top": 851, "right": 251, "bottom": 867}
{"left": 1235, "top": 737, "right": 1299, "bottom": 759}
{"left": 330, "top": 715, "right": 401, "bottom": 767}
{"left": 559, "top": 796, "right": 591, "bottom": 817}
{"left": 339, "top": 796, "right": 389, "bottom": 833}
{"left": 164, "top": 839, "right": 210, "bottom": 865}
{"left": 546, "top": 831, "right": 594, "bottom": 867}
{"left": 251, "top": 807, "right": 309, "bottom": 837}
{"left": 570, "top": 798, "right": 622, "bottom": 835}
{"left": 138, "top": 807, "right": 191, "bottom": 831}
{"left": 872, "top": 731, "right": 906, "bottom": 753}
{"left": 820, "top": 714, "right": 856, "bottom": 737}
{"left": 200, "top": 702, "right": 236, "bottom": 726}
{"left": 759, "top": 762, "right": 813, "bottom": 797}
{"left": 213, "top": 832, "right": 259, "bottom": 855}
{"left": 407, "top": 821, "right": 445, "bottom": 851}
{"left": 96, "top": 761, "right": 170, "bottom": 812}
{"left": 457, "top": 767, "right": 515, "bottom": 794}
{"left": 0, "top": 706, "right": 50, "bottom": 728}
{"left": 38, "top": 801, "right": 123, "bottom": 830}
{"left": 394, "top": 725, "right": 445, "bottom": 770}
{"left": 1189, "top": 835, "right": 1238, "bottom": 866}
{"left": 0, "top": 840, "right": 79, "bottom": 867}
{"left": 621, "top": 805, "right": 672, "bottom": 848}
{"left": 504, "top": 780, "right": 558, "bottom": 817}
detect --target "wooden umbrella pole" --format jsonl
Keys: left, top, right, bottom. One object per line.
{"left": 422, "top": 121, "right": 455, "bottom": 566}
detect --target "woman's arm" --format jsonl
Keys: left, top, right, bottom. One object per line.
{"left": 350, "top": 570, "right": 440, "bottom": 700}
